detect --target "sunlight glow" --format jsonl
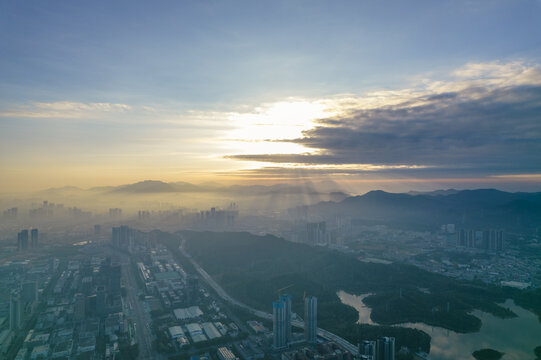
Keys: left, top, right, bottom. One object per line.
{"left": 221, "top": 100, "right": 335, "bottom": 156}
{"left": 228, "top": 100, "right": 333, "bottom": 140}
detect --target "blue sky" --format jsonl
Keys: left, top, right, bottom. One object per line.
{"left": 1, "top": 0, "right": 540, "bottom": 191}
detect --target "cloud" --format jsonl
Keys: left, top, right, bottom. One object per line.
{"left": 228, "top": 61, "right": 541, "bottom": 176}
{"left": 0, "top": 101, "right": 131, "bottom": 118}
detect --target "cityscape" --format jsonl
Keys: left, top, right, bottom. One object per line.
{"left": 1, "top": 187, "right": 540, "bottom": 360}
{"left": 2, "top": 1, "right": 541, "bottom": 360}
{"left": 0, "top": 219, "right": 400, "bottom": 360}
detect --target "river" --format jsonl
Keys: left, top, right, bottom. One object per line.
{"left": 337, "top": 290, "right": 541, "bottom": 360}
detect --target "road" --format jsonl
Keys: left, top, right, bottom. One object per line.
{"left": 179, "top": 240, "right": 359, "bottom": 355}
{"left": 118, "top": 252, "right": 162, "bottom": 360}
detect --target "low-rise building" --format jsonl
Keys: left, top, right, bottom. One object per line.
{"left": 30, "top": 344, "right": 49, "bottom": 359}
{"left": 234, "top": 340, "right": 265, "bottom": 360}
{"left": 217, "top": 347, "right": 239, "bottom": 360}
{"left": 202, "top": 322, "right": 222, "bottom": 340}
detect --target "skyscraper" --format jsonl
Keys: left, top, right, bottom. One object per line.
{"left": 273, "top": 300, "right": 287, "bottom": 349}
{"left": 112, "top": 225, "right": 133, "bottom": 249}
{"left": 376, "top": 337, "right": 395, "bottom": 360}
{"left": 22, "top": 281, "right": 38, "bottom": 306}
{"left": 304, "top": 296, "right": 317, "bottom": 344}
{"left": 10, "top": 289, "right": 23, "bottom": 331}
{"left": 30, "top": 228, "right": 38, "bottom": 247}
{"left": 110, "top": 262, "right": 121, "bottom": 295}
{"left": 74, "top": 293, "right": 85, "bottom": 321}
{"left": 96, "top": 286, "right": 106, "bottom": 316}
{"left": 360, "top": 340, "right": 376, "bottom": 360}
{"left": 306, "top": 222, "right": 326, "bottom": 245}
{"left": 17, "top": 229, "right": 29, "bottom": 251}
{"left": 280, "top": 294, "right": 292, "bottom": 344}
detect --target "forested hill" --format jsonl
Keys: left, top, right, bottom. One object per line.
{"left": 172, "top": 231, "right": 521, "bottom": 333}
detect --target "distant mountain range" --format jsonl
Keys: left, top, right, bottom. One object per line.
{"left": 308, "top": 189, "right": 541, "bottom": 230}
{"left": 41, "top": 180, "right": 349, "bottom": 198}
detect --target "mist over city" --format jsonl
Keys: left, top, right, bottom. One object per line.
{"left": 1, "top": 1, "right": 541, "bottom": 360}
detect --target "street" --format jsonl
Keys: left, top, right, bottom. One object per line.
{"left": 117, "top": 251, "right": 163, "bottom": 360}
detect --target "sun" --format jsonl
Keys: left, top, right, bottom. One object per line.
{"left": 224, "top": 100, "right": 333, "bottom": 156}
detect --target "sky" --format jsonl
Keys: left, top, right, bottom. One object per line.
{"left": 1, "top": 0, "right": 540, "bottom": 193}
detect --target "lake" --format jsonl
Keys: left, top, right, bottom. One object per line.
{"left": 337, "top": 290, "right": 541, "bottom": 360}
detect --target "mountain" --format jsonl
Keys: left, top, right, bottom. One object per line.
{"left": 308, "top": 189, "right": 541, "bottom": 230}
{"left": 36, "top": 180, "right": 348, "bottom": 196}
{"left": 407, "top": 189, "right": 460, "bottom": 196}
{"left": 110, "top": 180, "right": 201, "bottom": 193}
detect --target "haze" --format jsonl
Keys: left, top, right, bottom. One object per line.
{"left": 1, "top": 2, "right": 541, "bottom": 360}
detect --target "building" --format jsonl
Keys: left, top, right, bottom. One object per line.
{"left": 273, "top": 300, "right": 287, "bottom": 349}
{"left": 30, "top": 229, "right": 38, "bottom": 247}
{"left": 376, "top": 337, "right": 395, "bottom": 360}
{"left": 74, "top": 293, "right": 85, "bottom": 321}
{"left": 186, "top": 275, "right": 199, "bottom": 303}
{"left": 457, "top": 229, "right": 504, "bottom": 251}
{"left": 306, "top": 222, "right": 326, "bottom": 245}
{"left": 96, "top": 286, "right": 106, "bottom": 316}
{"left": 173, "top": 306, "right": 203, "bottom": 320}
{"left": 234, "top": 340, "right": 265, "bottom": 360}
{"left": 217, "top": 347, "right": 239, "bottom": 360}
{"left": 304, "top": 296, "right": 317, "bottom": 344}
{"left": 109, "top": 208, "right": 122, "bottom": 218}
{"left": 3, "top": 207, "right": 17, "bottom": 219}
{"left": 22, "top": 281, "right": 38, "bottom": 307}
{"left": 359, "top": 340, "right": 376, "bottom": 360}
{"left": 110, "top": 262, "right": 121, "bottom": 295}
{"left": 168, "top": 326, "right": 186, "bottom": 340}
{"left": 112, "top": 225, "right": 133, "bottom": 249}
{"left": 280, "top": 294, "right": 292, "bottom": 344}
{"left": 186, "top": 323, "right": 207, "bottom": 343}
{"left": 0, "top": 329, "right": 13, "bottom": 355}
{"left": 17, "top": 230, "right": 29, "bottom": 251}
{"left": 202, "top": 322, "right": 222, "bottom": 340}
{"left": 10, "top": 290, "right": 23, "bottom": 331}
{"left": 30, "top": 344, "right": 49, "bottom": 359}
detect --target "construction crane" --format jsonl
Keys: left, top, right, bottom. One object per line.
{"left": 276, "top": 284, "right": 294, "bottom": 299}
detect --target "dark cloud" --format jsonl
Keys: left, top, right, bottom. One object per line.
{"left": 229, "top": 84, "right": 541, "bottom": 174}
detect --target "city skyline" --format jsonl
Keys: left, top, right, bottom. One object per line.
{"left": 1, "top": 1, "right": 541, "bottom": 193}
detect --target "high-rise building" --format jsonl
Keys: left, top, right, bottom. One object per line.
{"left": 304, "top": 296, "right": 317, "bottom": 344}
{"left": 10, "top": 289, "right": 23, "bottom": 331}
{"left": 359, "top": 340, "right": 376, "bottom": 360}
{"left": 273, "top": 300, "right": 287, "bottom": 349}
{"left": 489, "top": 230, "right": 504, "bottom": 251}
{"left": 306, "top": 222, "right": 326, "bottom": 245}
{"left": 22, "top": 281, "right": 38, "bottom": 306}
{"left": 280, "top": 294, "right": 292, "bottom": 344}
{"left": 112, "top": 225, "right": 133, "bottom": 249}
{"left": 86, "top": 294, "right": 97, "bottom": 316}
{"left": 74, "top": 293, "right": 86, "bottom": 321}
{"left": 96, "top": 286, "right": 106, "bottom": 316}
{"left": 3, "top": 207, "right": 18, "bottom": 219}
{"left": 17, "top": 229, "right": 29, "bottom": 251}
{"left": 376, "top": 337, "right": 395, "bottom": 360}
{"left": 110, "top": 262, "right": 121, "bottom": 295}
{"left": 30, "top": 228, "right": 38, "bottom": 248}
{"left": 186, "top": 275, "right": 199, "bottom": 304}
{"left": 109, "top": 208, "right": 122, "bottom": 218}
{"left": 457, "top": 228, "right": 504, "bottom": 251}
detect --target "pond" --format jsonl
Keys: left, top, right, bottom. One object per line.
{"left": 337, "top": 290, "right": 541, "bottom": 360}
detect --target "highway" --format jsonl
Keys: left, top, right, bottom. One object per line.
{"left": 118, "top": 252, "right": 163, "bottom": 360}
{"left": 179, "top": 240, "right": 359, "bottom": 355}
